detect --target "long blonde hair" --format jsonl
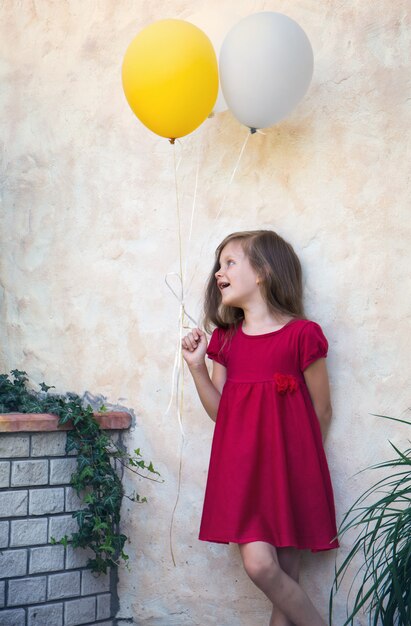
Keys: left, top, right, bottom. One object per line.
{"left": 203, "top": 230, "right": 306, "bottom": 334}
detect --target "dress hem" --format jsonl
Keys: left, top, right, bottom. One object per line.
{"left": 198, "top": 534, "right": 339, "bottom": 553}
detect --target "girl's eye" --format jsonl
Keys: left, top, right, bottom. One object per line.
{"left": 227, "top": 260, "right": 235, "bottom": 266}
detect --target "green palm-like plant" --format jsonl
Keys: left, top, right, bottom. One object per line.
{"left": 329, "top": 414, "right": 411, "bottom": 626}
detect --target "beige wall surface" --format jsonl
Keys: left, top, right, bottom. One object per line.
{"left": 1, "top": 1, "right": 410, "bottom": 624}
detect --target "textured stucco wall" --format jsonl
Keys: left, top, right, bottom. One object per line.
{"left": 1, "top": 1, "right": 410, "bottom": 625}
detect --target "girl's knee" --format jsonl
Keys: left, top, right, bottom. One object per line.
{"left": 242, "top": 553, "right": 282, "bottom": 585}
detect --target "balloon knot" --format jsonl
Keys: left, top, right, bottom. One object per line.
{"left": 169, "top": 138, "right": 176, "bottom": 145}
{"left": 250, "top": 127, "right": 257, "bottom": 134}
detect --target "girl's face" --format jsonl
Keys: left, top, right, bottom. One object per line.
{"left": 215, "top": 240, "right": 261, "bottom": 307}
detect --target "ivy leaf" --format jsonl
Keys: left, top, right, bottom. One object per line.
{"left": 73, "top": 510, "right": 90, "bottom": 527}
{"left": 50, "top": 535, "right": 69, "bottom": 547}
{"left": 147, "top": 461, "right": 161, "bottom": 475}
{"left": 65, "top": 434, "right": 79, "bottom": 454}
{"left": 79, "top": 466, "right": 94, "bottom": 482}
{"left": 84, "top": 493, "right": 96, "bottom": 505}
{"left": 98, "top": 542, "right": 115, "bottom": 555}
{"left": 39, "top": 382, "right": 55, "bottom": 393}
{"left": 93, "top": 519, "right": 109, "bottom": 532}
{"left": 102, "top": 494, "right": 118, "bottom": 512}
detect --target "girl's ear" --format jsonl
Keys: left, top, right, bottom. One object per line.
{"left": 257, "top": 265, "right": 270, "bottom": 285}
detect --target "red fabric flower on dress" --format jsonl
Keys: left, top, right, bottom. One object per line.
{"left": 273, "top": 373, "right": 299, "bottom": 395}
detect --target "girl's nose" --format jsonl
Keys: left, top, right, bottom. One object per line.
{"left": 215, "top": 269, "right": 222, "bottom": 278}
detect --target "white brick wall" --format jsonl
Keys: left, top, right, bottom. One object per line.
{"left": 29, "top": 546, "right": 65, "bottom": 574}
{"left": 0, "top": 429, "right": 120, "bottom": 626}
{"left": 29, "top": 488, "right": 65, "bottom": 515}
{"left": 0, "top": 608, "right": 26, "bottom": 625}
{"left": 10, "top": 519, "right": 48, "bottom": 546}
{"left": 11, "top": 461, "right": 49, "bottom": 487}
{"left": 0, "top": 491, "right": 28, "bottom": 518}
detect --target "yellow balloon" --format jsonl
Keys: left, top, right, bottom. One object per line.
{"left": 122, "top": 19, "right": 219, "bottom": 140}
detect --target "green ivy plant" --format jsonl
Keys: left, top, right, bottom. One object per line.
{"left": 0, "top": 369, "right": 163, "bottom": 574}
{"left": 329, "top": 414, "right": 410, "bottom": 626}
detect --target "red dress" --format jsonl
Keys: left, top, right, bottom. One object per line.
{"left": 198, "top": 318, "right": 340, "bottom": 553}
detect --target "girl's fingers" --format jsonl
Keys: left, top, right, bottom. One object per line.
{"left": 182, "top": 329, "right": 204, "bottom": 352}
{"left": 194, "top": 328, "right": 204, "bottom": 340}
{"left": 182, "top": 334, "right": 198, "bottom": 351}
{"left": 182, "top": 338, "right": 192, "bottom": 351}
{"left": 187, "top": 333, "right": 197, "bottom": 350}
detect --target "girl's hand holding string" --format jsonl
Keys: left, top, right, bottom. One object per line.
{"left": 181, "top": 328, "right": 208, "bottom": 368}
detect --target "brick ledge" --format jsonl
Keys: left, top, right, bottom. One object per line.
{"left": 0, "top": 411, "right": 131, "bottom": 432}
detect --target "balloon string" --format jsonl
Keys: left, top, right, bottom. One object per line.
{"left": 213, "top": 129, "right": 250, "bottom": 225}
{"left": 165, "top": 131, "right": 201, "bottom": 423}
{"left": 165, "top": 136, "right": 199, "bottom": 417}
{"left": 185, "top": 129, "right": 251, "bottom": 296}
{"left": 167, "top": 300, "right": 185, "bottom": 568}
{"left": 169, "top": 144, "right": 185, "bottom": 569}
{"left": 164, "top": 139, "right": 199, "bottom": 420}
{"left": 173, "top": 145, "right": 184, "bottom": 286}
{"left": 165, "top": 141, "right": 199, "bottom": 568}
{"left": 175, "top": 138, "right": 184, "bottom": 172}
{"left": 183, "top": 136, "right": 201, "bottom": 286}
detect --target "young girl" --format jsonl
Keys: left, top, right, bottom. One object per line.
{"left": 182, "top": 230, "right": 339, "bottom": 626}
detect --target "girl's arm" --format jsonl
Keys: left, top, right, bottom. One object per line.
{"left": 303, "top": 358, "right": 333, "bottom": 442}
{"left": 187, "top": 361, "right": 226, "bottom": 422}
{"left": 182, "top": 328, "right": 226, "bottom": 423}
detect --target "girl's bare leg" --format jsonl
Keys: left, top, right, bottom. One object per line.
{"left": 269, "top": 547, "right": 301, "bottom": 626}
{"left": 238, "top": 541, "right": 326, "bottom": 626}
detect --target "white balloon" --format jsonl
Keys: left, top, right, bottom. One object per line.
{"left": 219, "top": 12, "right": 314, "bottom": 129}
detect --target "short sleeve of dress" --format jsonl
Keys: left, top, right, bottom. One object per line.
{"left": 299, "top": 321, "right": 329, "bottom": 372}
{"left": 206, "top": 327, "right": 227, "bottom": 367}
